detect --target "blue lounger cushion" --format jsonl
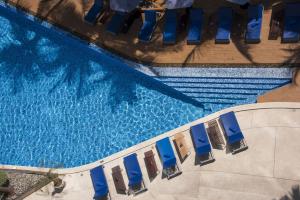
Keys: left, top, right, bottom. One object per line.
{"left": 84, "top": 0, "right": 103, "bottom": 24}
{"left": 215, "top": 7, "right": 233, "bottom": 44}
{"left": 124, "top": 153, "right": 143, "bottom": 187}
{"left": 245, "top": 4, "right": 264, "bottom": 43}
{"left": 106, "top": 11, "right": 127, "bottom": 35}
{"left": 139, "top": 10, "right": 157, "bottom": 42}
{"left": 90, "top": 166, "right": 109, "bottom": 199}
{"left": 282, "top": 3, "right": 300, "bottom": 43}
{"left": 219, "top": 111, "right": 244, "bottom": 145}
{"left": 163, "top": 9, "right": 178, "bottom": 44}
{"left": 156, "top": 138, "right": 177, "bottom": 169}
{"left": 190, "top": 123, "right": 212, "bottom": 156}
{"left": 187, "top": 8, "right": 203, "bottom": 45}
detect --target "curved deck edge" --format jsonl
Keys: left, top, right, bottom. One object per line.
{"left": 1, "top": 102, "right": 300, "bottom": 175}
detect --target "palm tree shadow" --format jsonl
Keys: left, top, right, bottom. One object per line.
{"left": 99, "top": 67, "right": 139, "bottom": 112}
{"left": 35, "top": 0, "right": 99, "bottom": 39}
{"left": 278, "top": 185, "right": 300, "bottom": 200}
{"left": 231, "top": 11, "right": 254, "bottom": 63}
{"left": 182, "top": 11, "right": 217, "bottom": 66}
{"left": 0, "top": 7, "right": 100, "bottom": 99}
{"left": 48, "top": 60, "right": 96, "bottom": 99}
{"left": 182, "top": 7, "right": 254, "bottom": 66}
{"left": 37, "top": 0, "right": 65, "bottom": 19}
{"left": 48, "top": 49, "right": 139, "bottom": 110}
{"left": 282, "top": 45, "right": 300, "bottom": 65}
{"left": 0, "top": 17, "right": 60, "bottom": 94}
{"left": 1, "top": 0, "right": 204, "bottom": 112}
{"left": 93, "top": 59, "right": 204, "bottom": 112}
{"left": 0, "top": 15, "right": 138, "bottom": 109}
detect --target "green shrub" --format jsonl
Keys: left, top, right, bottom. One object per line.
{"left": 0, "top": 171, "right": 8, "bottom": 186}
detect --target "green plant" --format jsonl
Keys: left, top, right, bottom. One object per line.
{"left": 0, "top": 171, "right": 8, "bottom": 186}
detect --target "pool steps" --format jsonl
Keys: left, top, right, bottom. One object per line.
{"left": 154, "top": 76, "right": 291, "bottom": 112}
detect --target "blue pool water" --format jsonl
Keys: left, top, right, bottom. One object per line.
{"left": 0, "top": 4, "right": 204, "bottom": 168}
{"left": 0, "top": 3, "right": 291, "bottom": 168}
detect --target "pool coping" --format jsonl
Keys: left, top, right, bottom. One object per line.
{"left": 1, "top": 102, "right": 300, "bottom": 175}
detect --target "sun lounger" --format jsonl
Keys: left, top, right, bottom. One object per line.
{"left": 180, "top": 8, "right": 190, "bottom": 30}
{"left": 219, "top": 111, "right": 248, "bottom": 154}
{"left": 268, "top": 6, "right": 283, "bottom": 40}
{"left": 282, "top": 3, "right": 300, "bottom": 43}
{"left": 144, "top": 150, "right": 159, "bottom": 180}
{"left": 207, "top": 120, "right": 226, "bottom": 150}
{"left": 191, "top": 123, "right": 215, "bottom": 165}
{"left": 173, "top": 133, "right": 190, "bottom": 161}
{"left": 106, "top": 9, "right": 140, "bottom": 35}
{"left": 139, "top": 10, "right": 157, "bottom": 42}
{"left": 106, "top": 11, "right": 128, "bottom": 35}
{"left": 245, "top": 4, "right": 264, "bottom": 43}
{"left": 84, "top": 0, "right": 104, "bottom": 24}
{"left": 187, "top": 8, "right": 203, "bottom": 45}
{"left": 269, "top": 18, "right": 281, "bottom": 40}
{"left": 122, "top": 9, "right": 141, "bottom": 34}
{"left": 163, "top": 9, "right": 178, "bottom": 44}
{"left": 123, "top": 153, "right": 147, "bottom": 195}
{"left": 156, "top": 138, "right": 182, "bottom": 179}
{"left": 112, "top": 166, "right": 127, "bottom": 194}
{"left": 215, "top": 7, "right": 233, "bottom": 44}
{"left": 90, "top": 166, "right": 110, "bottom": 199}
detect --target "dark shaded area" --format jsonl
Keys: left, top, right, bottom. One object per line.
{"left": 0, "top": 8, "right": 60, "bottom": 94}
{"left": 283, "top": 45, "right": 300, "bottom": 65}
{"left": 144, "top": 150, "right": 159, "bottom": 182}
{"left": 0, "top": 6, "right": 96, "bottom": 98}
{"left": 268, "top": 2, "right": 284, "bottom": 40}
{"left": 231, "top": 11, "right": 254, "bottom": 63}
{"left": 37, "top": 0, "right": 65, "bottom": 19}
{"left": 140, "top": 0, "right": 157, "bottom": 8}
{"left": 279, "top": 185, "right": 300, "bottom": 200}
{"left": 111, "top": 166, "right": 127, "bottom": 195}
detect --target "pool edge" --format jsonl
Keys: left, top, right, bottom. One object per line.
{"left": 1, "top": 102, "right": 300, "bottom": 174}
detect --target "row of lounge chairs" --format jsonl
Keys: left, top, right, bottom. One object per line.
{"left": 85, "top": 1, "right": 300, "bottom": 44}
{"left": 89, "top": 111, "right": 248, "bottom": 199}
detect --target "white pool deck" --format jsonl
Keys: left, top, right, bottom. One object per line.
{"left": 9, "top": 103, "right": 300, "bottom": 200}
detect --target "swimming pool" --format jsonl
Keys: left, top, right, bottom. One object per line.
{"left": 0, "top": 3, "right": 291, "bottom": 168}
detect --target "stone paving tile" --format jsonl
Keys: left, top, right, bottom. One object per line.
{"left": 25, "top": 107, "right": 300, "bottom": 200}
{"left": 197, "top": 186, "right": 272, "bottom": 200}
{"left": 252, "top": 109, "right": 300, "bottom": 128}
{"left": 274, "top": 127, "right": 300, "bottom": 180}
{"left": 198, "top": 171, "right": 300, "bottom": 198}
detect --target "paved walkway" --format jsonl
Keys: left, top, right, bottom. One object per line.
{"left": 6, "top": 0, "right": 300, "bottom": 65}
{"left": 258, "top": 69, "right": 300, "bottom": 102}
{"left": 25, "top": 107, "right": 300, "bottom": 200}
